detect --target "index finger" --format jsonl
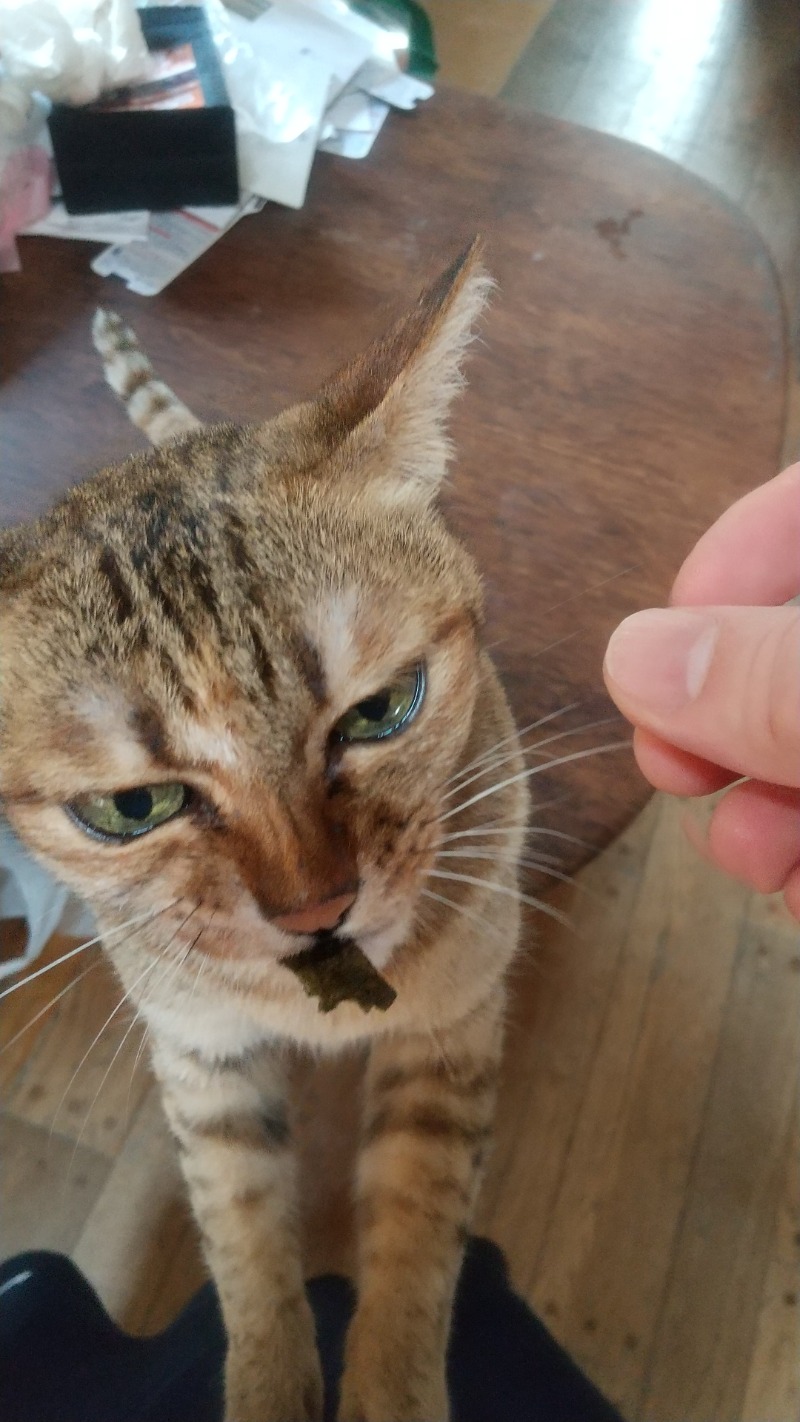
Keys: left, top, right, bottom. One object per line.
{"left": 671, "top": 462, "right": 800, "bottom": 607}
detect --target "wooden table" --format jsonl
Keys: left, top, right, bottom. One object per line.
{"left": 2, "top": 90, "right": 787, "bottom": 875}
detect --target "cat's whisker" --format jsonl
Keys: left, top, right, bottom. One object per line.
{"left": 539, "top": 562, "right": 642, "bottom": 619}
{"left": 525, "top": 628, "right": 582, "bottom": 661}
{"left": 418, "top": 887, "right": 511, "bottom": 948}
{"left": 0, "top": 958, "right": 103, "bottom": 1061}
{"left": 438, "top": 841, "right": 563, "bottom": 864}
{"left": 435, "top": 849, "right": 588, "bottom": 892}
{"left": 66, "top": 911, "right": 211, "bottom": 1176}
{"left": 440, "top": 825, "right": 593, "bottom": 851}
{"left": 437, "top": 741, "right": 630, "bottom": 824}
{"left": 438, "top": 846, "right": 563, "bottom": 869}
{"left": 51, "top": 950, "right": 171, "bottom": 1149}
{"left": 124, "top": 1022, "right": 150, "bottom": 1131}
{"left": 0, "top": 901, "right": 179, "bottom": 1003}
{"left": 527, "top": 793, "right": 572, "bottom": 817}
{"left": 66, "top": 1003, "right": 147, "bottom": 1186}
{"left": 426, "top": 1022, "right": 459, "bottom": 1078}
{"left": 50, "top": 904, "right": 199, "bottom": 1145}
{"left": 425, "top": 869, "right": 574, "bottom": 931}
{"left": 443, "top": 715, "right": 623, "bottom": 801}
{"left": 518, "top": 850, "right": 565, "bottom": 868}
{"left": 121, "top": 914, "right": 211, "bottom": 1136}
{"left": 185, "top": 947, "right": 210, "bottom": 1011}
{"left": 448, "top": 714, "right": 622, "bottom": 796}
{"left": 442, "top": 701, "right": 581, "bottom": 788}
{"left": 527, "top": 825, "right": 593, "bottom": 850}
{"left": 439, "top": 824, "right": 526, "bottom": 843}
{"left": 120, "top": 909, "right": 214, "bottom": 1133}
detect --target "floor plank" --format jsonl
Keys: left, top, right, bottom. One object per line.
{"left": 526, "top": 800, "right": 752, "bottom": 1414}
{"left": 0, "top": 936, "right": 102, "bottom": 1095}
{"left": 6, "top": 947, "right": 152, "bottom": 1159}
{"left": 478, "top": 799, "right": 661, "bottom": 1280}
{"left": 740, "top": 1093, "right": 800, "bottom": 1422}
{"left": 639, "top": 907, "right": 800, "bottom": 1422}
{"left": 0, "top": 1113, "right": 109, "bottom": 1257}
{"left": 72, "top": 1084, "right": 206, "bottom": 1335}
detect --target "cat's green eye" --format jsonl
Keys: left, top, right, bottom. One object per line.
{"left": 68, "top": 783, "right": 189, "bottom": 841}
{"left": 334, "top": 664, "right": 426, "bottom": 744}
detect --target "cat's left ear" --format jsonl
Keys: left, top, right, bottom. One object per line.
{"left": 313, "top": 238, "right": 492, "bottom": 504}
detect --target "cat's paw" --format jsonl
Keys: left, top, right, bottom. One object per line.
{"left": 337, "top": 1324, "right": 449, "bottom": 1422}
{"left": 224, "top": 1319, "right": 324, "bottom": 1422}
{"left": 337, "top": 1374, "right": 449, "bottom": 1422}
{"left": 225, "top": 1368, "right": 323, "bottom": 1422}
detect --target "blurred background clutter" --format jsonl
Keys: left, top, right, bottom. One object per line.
{"left": 0, "top": 0, "right": 435, "bottom": 289}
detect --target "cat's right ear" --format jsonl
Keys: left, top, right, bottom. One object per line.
{"left": 305, "top": 240, "right": 493, "bottom": 505}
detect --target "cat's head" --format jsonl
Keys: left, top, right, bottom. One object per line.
{"left": 0, "top": 245, "right": 493, "bottom": 972}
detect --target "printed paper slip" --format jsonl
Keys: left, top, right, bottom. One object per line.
{"left": 91, "top": 200, "right": 257, "bottom": 296}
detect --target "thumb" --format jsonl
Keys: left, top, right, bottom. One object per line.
{"left": 603, "top": 606, "right": 800, "bottom": 788}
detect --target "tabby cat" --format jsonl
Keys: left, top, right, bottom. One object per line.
{"left": 0, "top": 244, "right": 528, "bottom": 1421}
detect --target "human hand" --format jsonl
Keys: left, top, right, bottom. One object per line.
{"left": 603, "top": 462, "right": 800, "bottom": 921}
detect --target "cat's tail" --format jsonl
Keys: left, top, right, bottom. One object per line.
{"left": 92, "top": 309, "right": 202, "bottom": 447}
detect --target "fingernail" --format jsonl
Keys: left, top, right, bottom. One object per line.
{"left": 604, "top": 610, "right": 718, "bottom": 712}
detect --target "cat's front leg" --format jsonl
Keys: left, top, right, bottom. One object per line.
{"left": 338, "top": 995, "right": 504, "bottom": 1422}
{"left": 151, "top": 1036, "right": 323, "bottom": 1422}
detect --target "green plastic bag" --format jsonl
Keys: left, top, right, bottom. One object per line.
{"left": 352, "top": 0, "right": 438, "bottom": 80}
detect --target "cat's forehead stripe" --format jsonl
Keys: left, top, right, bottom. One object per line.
{"left": 97, "top": 547, "right": 136, "bottom": 627}
{"left": 129, "top": 703, "right": 170, "bottom": 764}
{"left": 293, "top": 635, "right": 327, "bottom": 706}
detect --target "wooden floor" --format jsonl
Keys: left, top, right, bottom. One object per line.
{"left": 2, "top": 3, "right": 799, "bottom": 1420}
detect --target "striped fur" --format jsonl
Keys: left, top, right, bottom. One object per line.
{"left": 152, "top": 1039, "right": 323, "bottom": 1419}
{"left": 1, "top": 243, "right": 527, "bottom": 1422}
{"left": 92, "top": 308, "right": 201, "bottom": 446}
{"left": 340, "top": 997, "right": 505, "bottom": 1420}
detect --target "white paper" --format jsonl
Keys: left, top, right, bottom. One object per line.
{"left": 324, "top": 88, "right": 386, "bottom": 133}
{"left": 244, "top": 1, "right": 374, "bottom": 103}
{"left": 318, "top": 124, "right": 385, "bottom": 159}
{"left": 355, "top": 57, "right": 434, "bottom": 110}
{"left": 92, "top": 199, "right": 256, "bottom": 296}
{"left": 318, "top": 91, "right": 389, "bottom": 158}
{"left": 222, "top": 11, "right": 333, "bottom": 204}
{"left": 237, "top": 122, "right": 323, "bottom": 207}
{"left": 23, "top": 201, "right": 149, "bottom": 244}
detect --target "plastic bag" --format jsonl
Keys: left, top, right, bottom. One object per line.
{"left": 0, "top": 818, "right": 94, "bottom": 981}
{"left": 0, "top": 0, "right": 149, "bottom": 112}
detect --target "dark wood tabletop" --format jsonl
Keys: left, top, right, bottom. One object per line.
{"left": 1, "top": 89, "right": 787, "bottom": 877}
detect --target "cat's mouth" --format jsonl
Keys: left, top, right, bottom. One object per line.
{"left": 276, "top": 922, "right": 389, "bottom": 969}
{"left": 282, "top": 929, "right": 397, "bottom": 1014}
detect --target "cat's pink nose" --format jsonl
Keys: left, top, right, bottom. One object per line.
{"left": 273, "top": 891, "right": 357, "bottom": 936}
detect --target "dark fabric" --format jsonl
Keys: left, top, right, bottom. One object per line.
{"left": 0, "top": 1239, "right": 625, "bottom": 1422}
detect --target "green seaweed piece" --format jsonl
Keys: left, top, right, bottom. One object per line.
{"left": 285, "top": 934, "right": 397, "bottom": 1014}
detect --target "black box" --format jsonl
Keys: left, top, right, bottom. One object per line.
{"left": 48, "top": 6, "right": 239, "bottom": 215}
